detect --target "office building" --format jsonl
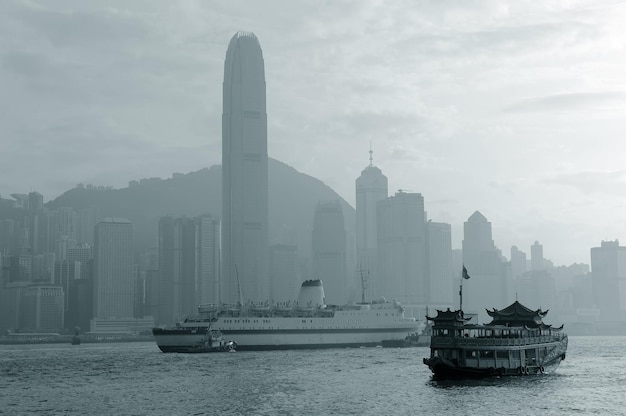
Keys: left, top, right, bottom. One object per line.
{"left": 221, "top": 31, "right": 269, "bottom": 303}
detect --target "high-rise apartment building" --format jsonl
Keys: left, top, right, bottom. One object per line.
{"left": 355, "top": 148, "right": 387, "bottom": 300}
{"left": 312, "top": 200, "right": 347, "bottom": 305}
{"left": 221, "top": 31, "right": 269, "bottom": 303}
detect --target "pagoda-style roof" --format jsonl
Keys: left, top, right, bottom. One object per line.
{"left": 426, "top": 308, "right": 472, "bottom": 326}
{"left": 486, "top": 300, "right": 549, "bottom": 328}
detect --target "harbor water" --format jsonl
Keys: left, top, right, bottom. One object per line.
{"left": 1, "top": 336, "right": 625, "bottom": 415}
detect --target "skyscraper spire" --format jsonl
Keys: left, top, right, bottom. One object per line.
{"left": 369, "top": 141, "right": 373, "bottom": 167}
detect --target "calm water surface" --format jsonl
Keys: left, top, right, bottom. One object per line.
{"left": 1, "top": 336, "right": 625, "bottom": 415}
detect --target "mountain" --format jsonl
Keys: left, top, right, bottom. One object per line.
{"left": 47, "top": 158, "right": 355, "bottom": 261}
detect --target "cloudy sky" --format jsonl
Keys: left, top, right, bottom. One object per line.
{"left": 2, "top": 0, "right": 626, "bottom": 266}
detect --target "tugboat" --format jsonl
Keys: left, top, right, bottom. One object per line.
{"left": 423, "top": 267, "right": 567, "bottom": 378}
{"left": 152, "top": 326, "right": 237, "bottom": 353}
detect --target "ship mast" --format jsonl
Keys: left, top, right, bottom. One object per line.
{"left": 359, "top": 266, "right": 369, "bottom": 304}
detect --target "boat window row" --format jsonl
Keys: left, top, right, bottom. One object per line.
{"left": 433, "top": 328, "right": 558, "bottom": 338}
{"left": 222, "top": 319, "right": 272, "bottom": 324}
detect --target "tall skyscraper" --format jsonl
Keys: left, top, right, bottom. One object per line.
{"left": 92, "top": 218, "right": 134, "bottom": 323}
{"left": 376, "top": 191, "right": 428, "bottom": 307}
{"left": 312, "top": 200, "right": 347, "bottom": 304}
{"left": 221, "top": 31, "right": 269, "bottom": 303}
{"left": 355, "top": 147, "right": 388, "bottom": 299}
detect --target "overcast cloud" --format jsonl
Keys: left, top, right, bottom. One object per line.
{"left": 2, "top": 0, "right": 626, "bottom": 265}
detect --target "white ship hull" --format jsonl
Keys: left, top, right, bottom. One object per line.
{"left": 154, "top": 307, "right": 420, "bottom": 351}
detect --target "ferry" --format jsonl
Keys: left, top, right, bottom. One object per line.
{"left": 422, "top": 301, "right": 568, "bottom": 378}
{"left": 153, "top": 279, "right": 420, "bottom": 351}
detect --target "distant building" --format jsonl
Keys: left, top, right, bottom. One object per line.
{"left": 270, "top": 244, "right": 298, "bottom": 303}
{"left": 427, "top": 221, "right": 454, "bottom": 307}
{"left": 91, "top": 218, "right": 135, "bottom": 332}
{"left": 195, "top": 215, "right": 221, "bottom": 306}
{"left": 510, "top": 245, "right": 527, "bottom": 278}
{"left": 376, "top": 191, "right": 428, "bottom": 307}
{"left": 158, "top": 215, "right": 221, "bottom": 325}
{"left": 312, "top": 200, "right": 347, "bottom": 305}
{"left": 590, "top": 240, "right": 626, "bottom": 319}
{"left": 531, "top": 241, "right": 545, "bottom": 271}
{"left": 461, "top": 211, "right": 507, "bottom": 321}
{"left": 0, "top": 282, "right": 30, "bottom": 331}
{"left": 355, "top": 147, "right": 388, "bottom": 301}
{"left": 47, "top": 207, "right": 79, "bottom": 259}
{"left": 158, "top": 217, "right": 197, "bottom": 324}
{"left": 20, "top": 285, "right": 64, "bottom": 333}
{"left": 221, "top": 31, "right": 269, "bottom": 304}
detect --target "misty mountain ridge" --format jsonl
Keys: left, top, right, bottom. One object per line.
{"left": 47, "top": 158, "right": 355, "bottom": 259}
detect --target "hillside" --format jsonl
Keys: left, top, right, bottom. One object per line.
{"left": 47, "top": 159, "right": 355, "bottom": 259}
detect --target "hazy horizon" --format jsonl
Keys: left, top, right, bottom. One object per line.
{"left": 2, "top": 1, "right": 626, "bottom": 265}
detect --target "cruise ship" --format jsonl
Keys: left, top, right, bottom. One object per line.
{"left": 153, "top": 280, "right": 420, "bottom": 352}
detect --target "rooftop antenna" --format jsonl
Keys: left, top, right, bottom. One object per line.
{"left": 369, "top": 141, "right": 374, "bottom": 167}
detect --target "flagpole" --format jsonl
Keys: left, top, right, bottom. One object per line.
{"left": 459, "top": 273, "right": 463, "bottom": 312}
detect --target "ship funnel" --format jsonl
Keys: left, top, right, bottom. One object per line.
{"left": 297, "top": 280, "right": 326, "bottom": 308}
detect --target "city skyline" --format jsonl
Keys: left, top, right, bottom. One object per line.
{"left": 2, "top": 1, "right": 626, "bottom": 265}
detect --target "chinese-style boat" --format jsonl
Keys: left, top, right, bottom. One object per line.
{"left": 423, "top": 301, "right": 568, "bottom": 378}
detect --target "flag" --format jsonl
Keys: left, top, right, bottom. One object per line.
{"left": 462, "top": 266, "right": 471, "bottom": 280}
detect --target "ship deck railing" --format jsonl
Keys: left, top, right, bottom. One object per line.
{"left": 430, "top": 333, "right": 566, "bottom": 348}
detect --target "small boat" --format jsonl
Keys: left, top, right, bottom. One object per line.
{"left": 152, "top": 326, "right": 237, "bottom": 353}
{"left": 423, "top": 301, "right": 568, "bottom": 378}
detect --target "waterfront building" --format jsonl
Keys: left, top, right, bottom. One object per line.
{"left": 221, "top": 31, "right": 269, "bottom": 304}
{"left": 20, "top": 285, "right": 64, "bottom": 333}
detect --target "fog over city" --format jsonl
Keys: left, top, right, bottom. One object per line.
{"left": 2, "top": 0, "right": 626, "bottom": 265}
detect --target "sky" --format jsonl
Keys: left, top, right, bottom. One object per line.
{"left": 2, "top": 0, "right": 626, "bottom": 266}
